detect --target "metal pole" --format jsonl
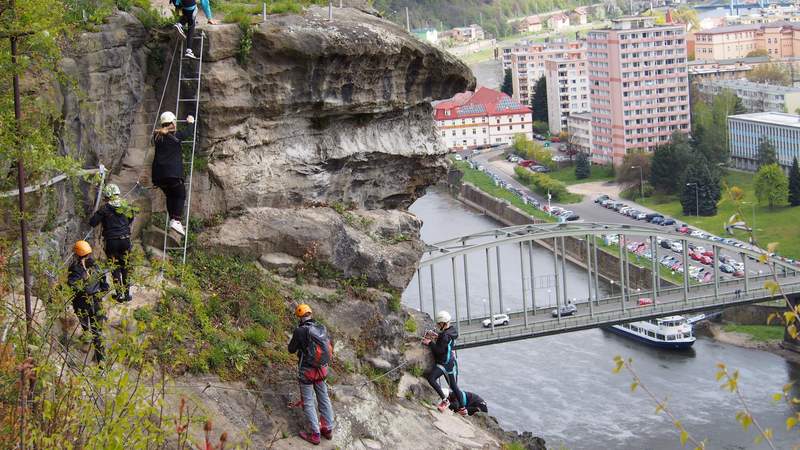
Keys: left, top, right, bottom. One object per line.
{"left": 560, "top": 237, "right": 568, "bottom": 311}
{"left": 650, "top": 235, "right": 658, "bottom": 303}
{"left": 742, "top": 252, "right": 750, "bottom": 293}
{"left": 519, "top": 243, "right": 529, "bottom": 328}
{"left": 592, "top": 236, "right": 600, "bottom": 306}
{"left": 262, "top": 2, "right": 267, "bottom": 21}
{"left": 11, "top": 35, "right": 32, "bottom": 338}
{"left": 496, "top": 246, "right": 504, "bottom": 313}
{"left": 619, "top": 235, "right": 625, "bottom": 312}
{"left": 405, "top": 6, "right": 410, "bottom": 32}
{"left": 682, "top": 240, "right": 689, "bottom": 303}
{"left": 624, "top": 240, "right": 631, "bottom": 303}
{"left": 451, "top": 257, "right": 460, "bottom": 330}
{"left": 463, "top": 254, "right": 471, "bottom": 323}
{"left": 713, "top": 245, "right": 720, "bottom": 299}
{"left": 586, "top": 235, "right": 594, "bottom": 318}
{"left": 486, "top": 248, "right": 495, "bottom": 333}
{"left": 328, "top": 0, "right": 333, "bottom": 21}
{"left": 417, "top": 268, "right": 424, "bottom": 312}
{"left": 553, "top": 238, "right": 561, "bottom": 322}
{"left": 528, "top": 240, "right": 536, "bottom": 316}
{"left": 429, "top": 265, "right": 437, "bottom": 316}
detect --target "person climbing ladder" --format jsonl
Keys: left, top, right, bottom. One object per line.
{"left": 67, "top": 241, "right": 108, "bottom": 363}
{"left": 152, "top": 111, "right": 194, "bottom": 236}
{"left": 89, "top": 183, "right": 134, "bottom": 303}
{"left": 171, "top": 0, "right": 199, "bottom": 58}
{"left": 423, "top": 310, "right": 467, "bottom": 415}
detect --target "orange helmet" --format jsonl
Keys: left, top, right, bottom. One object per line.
{"left": 73, "top": 240, "right": 92, "bottom": 257}
{"left": 295, "top": 304, "right": 312, "bottom": 318}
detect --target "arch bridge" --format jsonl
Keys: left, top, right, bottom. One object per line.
{"left": 407, "top": 223, "right": 800, "bottom": 349}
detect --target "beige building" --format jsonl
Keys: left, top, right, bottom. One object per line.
{"left": 505, "top": 40, "right": 585, "bottom": 105}
{"left": 547, "top": 13, "right": 570, "bottom": 31}
{"left": 695, "top": 78, "right": 800, "bottom": 113}
{"left": 694, "top": 21, "right": 800, "bottom": 60}
{"left": 545, "top": 57, "right": 590, "bottom": 134}
{"left": 516, "top": 15, "right": 543, "bottom": 33}
{"left": 567, "top": 112, "right": 593, "bottom": 158}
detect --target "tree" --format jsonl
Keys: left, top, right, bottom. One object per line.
{"left": 615, "top": 152, "right": 652, "bottom": 196}
{"left": 789, "top": 157, "right": 800, "bottom": 206}
{"left": 574, "top": 152, "right": 591, "bottom": 179}
{"left": 501, "top": 68, "right": 514, "bottom": 97}
{"left": 530, "top": 76, "right": 548, "bottom": 123}
{"left": 691, "top": 89, "right": 741, "bottom": 164}
{"left": 746, "top": 48, "right": 769, "bottom": 58}
{"left": 650, "top": 132, "right": 691, "bottom": 194}
{"left": 746, "top": 63, "right": 791, "bottom": 86}
{"left": 754, "top": 163, "right": 789, "bottom": 208}
{"left": 681, "top": 156, "right": 722, "bottom": 216}
{"left": 756, "top": 136, "right": 778, "bottom": 168}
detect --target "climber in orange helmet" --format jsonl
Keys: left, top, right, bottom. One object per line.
{"left": 67, "top": 240, "right": 109, "bottom": 363}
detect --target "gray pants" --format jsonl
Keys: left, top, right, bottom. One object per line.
{"left": 300, "top": 381, "right": 335, "bottom": 434}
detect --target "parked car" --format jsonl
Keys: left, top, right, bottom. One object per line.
{"left": 482, "top": 314, "right": 510, "bottom": 328}
{"left": 637, "top": 298, "right": 654, "bottom": 306}
{"left": 699, "top": 255, "right": 713, "bottom": 265}
{"left": 532, "top": 165, "right": 551, "bottom": 173}
{"left": 690, "top": 251, "right": 702, "bottom": 261}
{"left": 645, "top": 213, "right": 663, "bottom": 221}
{"left": 661, "top": 218, "right": 676, "bottom": 226}
{"left": 619, "top": 206, "right": 632, "bottom": 215}
{"left": 454, "top": 154, "right": 463, "bottom": 161}
{"left": 660, "top": 240, "right": 673, "bottom": 250}
{"left": 669, "top": 241, "right": 683, "bottom": 252}
{"left": 550, "top": 136, "right": 561, "bottom": 143}
{"left": 719, "top": 264, "right": 735, "bottom": 274}
{"left": 551, "top": 303, "right": 577, "bottom": 317}
{"left": 733, "top": 269, "right": 745, "bottom": 278}
{"left": 519, "top": 159, "right": 537, "bottom": 168}
{"left": 595, "top": 194, "right": 610, "bottom": 203}
{"left": 635, "top": 212, "right": 648, "bottom": 220}
{"left": 565, "top": 213, "right": 580, "bottom": 221}
{"left": 651, "top": 216, "right": 664, "bottom": 225}
{"left": 676, "top": 224, "right": 690, "bottom": 234}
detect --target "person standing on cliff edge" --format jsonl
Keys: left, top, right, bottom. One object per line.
{"left": 423, "top": 310, "right": 467, "bottom": 415}
{"left": 152, "top": 111, "right": 193, "bottom": 237}
{"left": 288, "top": 304, "right": 335, "bottom": 445}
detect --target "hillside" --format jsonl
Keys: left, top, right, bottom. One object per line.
{"left": 372, "top": 0, "right": 595, "bottom": 37}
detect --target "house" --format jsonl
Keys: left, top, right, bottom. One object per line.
{"left": 450, "top": 24, "right": 485, "bottom": 42}
{"left": 516, "top": 15, "right": 543, "bottom": 33}
{"left": 412, "top": 28, "right": 438, "bottom": 44}
{"left": 570, "top": 7, "right": 588, "bottom": 26}
{"left": 546, "top": 13, "right": 570, "bottom": 31}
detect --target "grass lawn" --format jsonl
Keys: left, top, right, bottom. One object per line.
{"left": 548, "top": 164, "right": 615, "bottom": 186}
{"left": 638, "top": 170, "right": 800, "bottom": 259}
{"left": 722, "top": 324, "right": 785, "bottom": 342}
{"left": 460, "top": 48, "right": 495, "bottom": 65}
{"left": 453, "top": 160, "right": 555, "bottom": 223}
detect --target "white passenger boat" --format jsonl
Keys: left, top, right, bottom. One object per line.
{"left": 609, "top": 315, "right": 696, "bottom": 349}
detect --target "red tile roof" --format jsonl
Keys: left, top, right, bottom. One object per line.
{"left": 433, "top": 86, "right": 531, "bottom": 120}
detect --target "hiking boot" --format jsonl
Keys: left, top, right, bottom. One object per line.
{"left": 184, "top": 49, "right": 197, "bottom": 59}
{"left": 169, "top": 219, "right": 186, "bottom": 236}
{"left": 174, "top": 23, "right": 186, "bottom": 39}
{"left": 456, "top": 407, "right": 468, "bottom": 416}
{"left": 436, "top": 398, "right": 450, "bottom": 412}
{"left": 298, "top": 431, "right": 320, "bottom": 445}
{"left": 320, "top": 428, "right": 333, "bottom": 440}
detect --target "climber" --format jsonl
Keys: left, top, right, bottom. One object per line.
{"left": 448, "top": 390, "right": 488, "bottom": 416}
{"left": 152, "top": 111, "right": 194, "bottom": 236}
{"left": 288, "top": 304, "right": 335, "bottom": 445}
{"left": 198, "top": 0, "right": 217, "bottom": 24}
{"left": 89, "top": 183, "right": 134, "bottom": 303}
{"left": 171, "top": 0, "right": 199, "bottom": 59}
{"left": 67, "top": 241, "right": 108, "bottom": 363}
{"left": 422, "top": 310, "right": 467, "bottom": 415}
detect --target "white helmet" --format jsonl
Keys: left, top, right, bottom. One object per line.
{"left": 159, "top": 111, "right": 177, "bottom": 126}
{"left": 103, "top": 183, "right": 120, "bottom": 199}
{"left": 435, "top": 310, "right": 451, "bottom": 324}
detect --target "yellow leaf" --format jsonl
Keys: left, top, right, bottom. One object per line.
{"left": 631, "top": 381, "right": 639, "bottom": 392}
{"left": 680, "top": 430, "right": 689, "bottom": 446}
{"left": 764, "top": 281, "right": 780, "bottom": 295}
{"left": 716, "top": 362, "right": 726, "bottom": 369}
{"left": 655, "top": 404, "right": 664, "bottom": 414}
{"left": 729, "top": 186, "right": 744, "bottom": 201}
{"left": 715, "top": 371, "right": 725, "bottom": 382}
{"left": 773, "top": 393, "right": 783, "bottom": 402}
{"left": 767, "top": 242, "right": 779, "bottom": 253}
{"left": 740, "top": 413, "right": 752, "bottom": 430}
{"left": 767, "top": 312, "right": 781, "bottom": 325}
{"left": 783, "top": 382, "right": 794, "bottom": 393}
{"left": 785, "top": 311, "right": 797, "bottom": 324}
{"left": 764, "top": 428, "right": 773, "bottom": 440}
{"left": 787, "top": 416, "right": 797, "bottom": 430}
{"left": 789, "top": 324, "right": 798, "bottom": 339}
{"left": 759, "top": 254, "right": 768, "bottom": 264}
{"left": 754, "top": 435, "right": 763, "bottom": 445}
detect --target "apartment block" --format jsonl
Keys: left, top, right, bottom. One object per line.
{"left": 587, "top": 17, "right": 691, "bottom": 165}
{"left": 694, "top": 21, "right": 800, "bottom": 60}
{"left": 505, "top": 40, "right": 585, "bottom": 105}
{"left": 567, "top": 112, "right": 593, "bottom": 157}
{"left": 695, "top": 79, "right": 800, "bottom": 113}
{"left": 434, "top": 87, "right": 532, "bottom": 151}
{"left": 545, "top": 57, "right": 590, "bottom": 134}
{"left": 728, "top": 112, "right": 800, "bottom": 171}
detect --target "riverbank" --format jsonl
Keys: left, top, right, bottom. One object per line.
{"left": 699, "top": 322, "right": 800, "bottom": 364}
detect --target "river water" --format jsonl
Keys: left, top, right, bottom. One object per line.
{"left": 403, "top": 186, "right": 800, "bottom": 449}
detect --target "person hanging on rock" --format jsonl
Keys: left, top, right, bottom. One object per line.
{"left": 152, "top": 111, "right": 194, "bottom": 237}
{"left": 67, "top": 240, "right": 109, "bottom": 363}
{"left": 171, "top": 0, "right": 199, "bottom": 59}
{"left": 288, "top": 304, "right": 335, "bottom": 445}
{"left": 448, "top": 390, "right": 488, "bottom": 416}
{"left": 89, "top": 183, "right": 135, "bottom": 303}
{"left": 422, "top": 310, "right": 467, "bottom": 415}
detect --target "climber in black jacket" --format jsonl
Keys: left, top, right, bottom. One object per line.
{"left": 423, "top": 310, "right": 466, "bottom": 415}
{"left": 152, "top": 111, "right": 194, "bottom": 236}
{"left": 67, "top": 240, "right": 108, "bottom": 363}
{"left": 89, "top": 183, "right": 134, "bottom": 302}
{"left": 448, "top": 390, "right": 488, "bottom": 416}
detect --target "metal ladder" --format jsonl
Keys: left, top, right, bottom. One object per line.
{"left": 161, "top": 32, "right": 205, "bottom": 265}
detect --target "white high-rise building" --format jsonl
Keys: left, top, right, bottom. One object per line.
{"left": 545, "top": 56, "right": 590, "bottom": 134}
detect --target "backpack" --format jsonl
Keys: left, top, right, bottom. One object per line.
{"left": 304, "top": 322, "right": 333, "bottom": 368}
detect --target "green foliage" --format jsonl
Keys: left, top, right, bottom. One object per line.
{"left": 756, "top": 136, "right": 778, "bottom": 169}
{"left": 388, "top": 292, "right": 402, "bottom": 312}
{"left": 238, "top": 21, "right": 254, "bottom": 65}
{"left": 746, "top": 48, "right": 769, "bottom": 57}
{"left": 614, "top": 151, "right": 651, "bottom": 195}
{"left": 788, "top": 157, "right": 800, "bottom": 207}
{"left": 501, "top": 68, "right": 513, "bottom": 97}
{"left": 409, "top": 364, "right": 424, "bottom": 377}
{"left": 680, "top": 155, "right": 722, "bottom": 216}
{"left": 722, "top": 324, "right": 785, "bottom": 342}
{"left": 512, "top": 133, "right": 553, "bottom": 168}
{"left": 531, "top": 76, "right": 548, "bottom": 123}
{"left": 754, "top": 163, "right": 789, "bottom": 208}
{"left": 548, "top": 162, "right": 614, "bottom": 185}
{"left": 501, "top": 443, "right": 526, "bottom": 450}
{"left": 692, "top": 89, "right": 741, "bottom": 164}
{"left": 404, "top": 317, "right": 418, "bottom": 333}
{"left": 361, "top": 365, "right": 398, "bottom": 398}
{"left": 650, "top": 132, "right": 691, "bottom": 194}
{"left": 532, "top": 120, "right": 549, "bottom": 135}
{"left": 574, "top": 152, "right": 590, "bottom": 179}
{"left": 747, "top": 63, "right": 791, "bottom": 86}
{"left": 514, "top": 166, "right": 578, "bottom": 202}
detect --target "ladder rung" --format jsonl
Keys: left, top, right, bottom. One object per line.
{"left": 178, "top": 98, "right": 199, "bottom": 102}
{"left": 181, "top": 78, "right": 200, "bottom": 81}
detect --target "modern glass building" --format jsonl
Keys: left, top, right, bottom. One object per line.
{"left": 728, "top": 112, "right": 800, "bottom": 171}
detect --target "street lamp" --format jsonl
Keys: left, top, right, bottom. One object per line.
{"left": 686, "top": 182, "right": 699, "bottom": 217}
{"left": 742, "top": 201, "right": 756, "bottom": 233}
{"left": 609, "top": 280, "right": 615, "bottom": 297}
{"left": 631, "top": 165, "right": 644, "bottom": 201}
{"left": 482, "top": 299, "right": 487, "bottom": 317}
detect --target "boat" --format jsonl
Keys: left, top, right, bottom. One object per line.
{"left": 609, "top": 315, "right": 696, "bottom": 349}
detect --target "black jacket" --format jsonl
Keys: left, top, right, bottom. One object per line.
{"left": 89, "top": 203, "right": 133, "bottom": 240}
{"left": 152, "top": 127, "right": 193, "bottom": 183}
{"left": 449, "top": 391, "right": 485, "bottom": 413}
{"left": 67, "top": 257, "right": 107, "bottom": 299}
{"left": 288, "top": 319, "right": 332, "bottom": 383}
{"left": 427, "top": 326, "right": 458, "bottom": 366}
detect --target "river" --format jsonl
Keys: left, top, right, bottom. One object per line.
{"left": 403, "top": 186, "right": 800, "bottom": 449}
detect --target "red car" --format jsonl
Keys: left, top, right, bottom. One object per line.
{"left": 699, "top": 255, "right": 713, "bottom": 265}
{"left": 690, "top": 251, "right": 702, "bottom": 261}
{"left": 550, "top": 137, "right": 561, "bottom": 143}
{"left": 519, "top": 159, "right": 538, "bottom": 168}
{"left": 671, "top": 261, "right": 683, "bottom": 271}
{"left": 676, "top": 225, "right": 690, "bottom": 234}
{"left": 701, "top": 250, "right": 714, "bottom": 257}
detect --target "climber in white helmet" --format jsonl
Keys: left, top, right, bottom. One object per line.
{"left": 89, "top": 183, "right": 135, "bottom": 302}
{"left": 152, "top": 111, "right": 194, "bottom": 236}
{"left": 421, "top": 310, "right": 467, "bottom": 415}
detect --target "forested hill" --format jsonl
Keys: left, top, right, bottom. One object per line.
{"left": 372, "top": 0, "right": 595, "bottom": 37}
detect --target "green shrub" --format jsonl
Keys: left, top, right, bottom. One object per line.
{"left": 388, "top": 293, "right": 401, "bottom": 313}
{"left": 409, "top": 365, "right": 424, "bottom": 377}
{"left": 404, "top": 317, "right": 417, "bottom": 333}
{"left": 222, "top": 338, "right": 251, "bottom": 372}
{"left": 514, "top": 166, "right": 570, "bottom": 200}
{"left": 243, "top": 325, "right": 269, "bottom": 347}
